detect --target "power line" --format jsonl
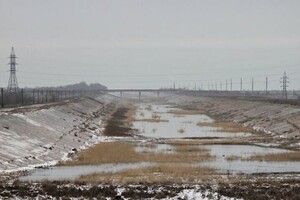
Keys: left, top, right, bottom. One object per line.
{"left": 280, "top": 71, "right": 289, "bottom": 99}
{"left": 7, "top": 47, "right": 19, "bottom": 93}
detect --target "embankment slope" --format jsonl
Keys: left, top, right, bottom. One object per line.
{"left": 168, "top": 95, "right": 300, "bottom": 149}
{"left": 0, "top": 95, "right": 116, "bottom": 172}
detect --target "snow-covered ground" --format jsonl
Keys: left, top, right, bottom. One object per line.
{"left": 0, "top": 94, "right": 116, "bottom": 172}
{"left": 1, "top": 183, "right": 242, "bottom": 200}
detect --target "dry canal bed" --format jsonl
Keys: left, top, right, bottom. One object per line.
{"left": 6, "top": 102, "right": 300, "bottom": 199}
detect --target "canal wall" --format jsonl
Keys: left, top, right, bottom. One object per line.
{"left": 0, "top": 95, "right": 116, "bottom": 172}
{"left": 169, "top": 95, "right": 300, "bottom": 149}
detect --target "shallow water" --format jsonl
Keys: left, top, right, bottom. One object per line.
{"left": 133, "top": 104, "right": 251, "bottom": 138}
{"left": 20, "top": 144, "right": 300, "bottom": 181}
{"left": 201, "top": 144, "right": 300, "bottom": 174}
{"left": 206, "top": 144, "right": 289, "bottom": 158}
{"left": 135, "top": 143, "right": 174, "bottom": 154}
{"left": 19, "top": 162, "right": 154, "bottom": 181}
{"left": 203, "top": 159, "right": 300, "bottom": 174}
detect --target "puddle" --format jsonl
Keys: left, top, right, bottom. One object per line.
{"left": 201, "top": 145, "right": 300, "bottom": 174}
{"left": 133, "top": 104, "right": 251, "bottom": 138}
{"left": 19, "top": 162, "right": 154, "bottom": 182}
{"left": 204, "top": 159, "right": 300, "bottom": 174}
{"left": 206, "top": 144, "right": 288, "bottom": 158}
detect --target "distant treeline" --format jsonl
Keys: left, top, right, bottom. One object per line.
{"left": 25, "top": 81, "right": 107, "bottom": 91}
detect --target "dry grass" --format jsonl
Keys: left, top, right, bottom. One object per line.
{"left": 167, "top": 139, "right": 204, "bottom": 146}
{"left": 173, "top": 115, "right": 185, "bottom": 118}
{"left": 127, "top": 107, "right": 169, "bottom": 123}
{"left": 225, "top": 151, "right": 300, "bottom": 162}
{"left": 178, "top": 128, "right": 185, "bottom": 134}
{"left": 134, "top": 118, "right": 169, "bottom": 123}
{"left": 167, "top": 109, "right": 205, "bottom": 115}
{"left": 200, "top": 139, "right": 249, "bottom": 145}
{"left": 145, "top": 105, "right": 153, "bottom": 111}
{"left": 141, "top": 144, "right": 213, "bottom": 163}
{"left": 131, "top": 113, "right": 169, "bottom": 123}
{"left": 197, "top": 121, "right": 253, "bottom": 133}
{"left": 167, "top": 138, "right": 249, "bottom": 146}
{"left": 173, "top": 145, "right": 209, "bottom": 153}
{"left": 139, "top": 143, "right": 158, "bottom": 149}
{"left": 246, "top": 151, "right": 300, "bottom": 162}
{"left": 152, "top": 113, "right": 161, "bottom": 120}
{"left": 124, "top": 104, "right": 137, "bottom": 123}
{"left": 63, "top": 142, "right": 140, "bottom": 165}
{"left": 78, "top": 164, "right": 215, "bottom": 184}
{"left": 63, "top": 141, "right": 214, "bottom": 166}
{"left": 225, "top": 155, "right": 242, "bottom": 161}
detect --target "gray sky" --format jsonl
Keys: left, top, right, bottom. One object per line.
{"left": 0, "top": 0, "right": 300, "bottom": 90}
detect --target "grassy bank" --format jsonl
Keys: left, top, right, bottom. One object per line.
{"left": 197, "top": 121, "right": 253, "bottom": 133}
{"left": 247, "top": 151, "right": 300, "bottom": 162}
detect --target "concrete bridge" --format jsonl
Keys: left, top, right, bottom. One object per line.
{"left": 103, "top": 89, "right": 177, "bottom": 99}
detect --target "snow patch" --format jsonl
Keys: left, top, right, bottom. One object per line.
{"left": 13, "top": 114, "right": 42, "bottom": 127}
{"left": 171, "top": 188, "right": 241, "bottom": 200}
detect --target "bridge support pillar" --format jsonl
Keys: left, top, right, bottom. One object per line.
{"left": 157, "top": 91, "right": 160, "bottom": 97}
{"left": 139, "top": 91, "right": 141, "bottom": 101}
{"left": 120, "top": 91, "right": 123, "bottom": 99}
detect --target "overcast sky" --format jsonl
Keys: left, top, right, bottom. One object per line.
{"left": 0, "top": 0, "right": 299, "bottom": 90}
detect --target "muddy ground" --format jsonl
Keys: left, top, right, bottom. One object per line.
{"left": 0, "top": 175, "right": 299, "bottom": 199}
{"left": 103, "top": 107, "right": 134, "bottom": 137}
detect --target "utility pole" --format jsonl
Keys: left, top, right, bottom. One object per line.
{"left": 230, "top": 79, "right": 233, "bottom": 91}
{"left": 41, "top": 90, "right": 44, "bottom": 103}
{"left": 252, "top": 77, "right": 254, "bottom": 92}
{"left": 220, "top": 81, "right": 222, "bottom": 91}
{"left": 7, "top": 47, "right": 19, "bottom": 93}
{"left": 33, "top": 89, "right": 35, "bottom": 104}
{"left": 1, "top": 88, "right": 4, "bottom": 108}
{"left": 21, "top": 89, "right": 24, "bottom": 104}
{"left": 240, "top": 78, "right": 243, "bottom": 91}
{"left": 266, "top": 76, "right": 268, "bottom": 94}
{"left": 226, "top": 79, "right": 228, "bottom": 91}
{"left": 280, "top": 71, "right": 289, "bottom": 99}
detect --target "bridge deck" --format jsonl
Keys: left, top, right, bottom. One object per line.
{"left": 105, "top": 89, "right": 176, "bottom": 92}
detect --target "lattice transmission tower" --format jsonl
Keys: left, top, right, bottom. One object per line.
{"left": 280, "top": 71, "right": 289, "bottom": 99}
{"left": 7, "top": 47, "right": 19, "bottom": 93}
